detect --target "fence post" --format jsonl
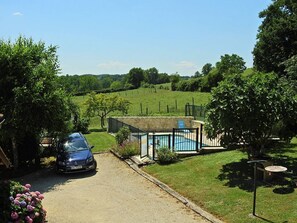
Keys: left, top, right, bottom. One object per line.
{"left": 168, "top": 134, "right": 171, "bottom": 151}
{"left": 172, "top": 129, "right": 175, "bottom": 152}
{"left": 200, "top": 124, "right": 203, "bottom": 149}
{"left": 196, "top": 128, "right": 199, "bottom": 152}
{"left": 152, "top": 133, "right": 155, "bottom": 160}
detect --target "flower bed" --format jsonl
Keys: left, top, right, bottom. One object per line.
{"left": 0, "top": 181, "right": 46, "bottom": 223}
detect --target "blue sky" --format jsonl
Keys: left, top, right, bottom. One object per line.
{"left": 1, "top": 0, "right": 272, "bottom": 76}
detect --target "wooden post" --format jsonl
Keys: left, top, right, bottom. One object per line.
{"left": 0, "top": 147, "right": 12, "bottom": 168}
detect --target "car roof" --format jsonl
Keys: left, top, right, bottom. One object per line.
{"left": 67, "top": 132, "right": 84, "bottom": 141}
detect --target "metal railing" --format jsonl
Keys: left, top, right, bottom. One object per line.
{"left": 185, "top": 104, "right": 206, "bottom": 120}
{"left": 108, "top": 117, "right": 222, "bottom": 160}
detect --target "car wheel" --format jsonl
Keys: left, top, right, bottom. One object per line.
{"left": 92, "top": 160, "right": 97, "bottom": 171}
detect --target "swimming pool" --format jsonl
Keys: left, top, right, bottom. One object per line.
{"left": 149, "top": 134, "right": 206, "bottom": 151}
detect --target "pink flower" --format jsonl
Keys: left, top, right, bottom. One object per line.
{"left": 11, "top": 211, "right": 19, "bottom": 220}
{"left": 35, "top": 191, "right": 41, "bottom": 196}
{"left": 25, "top": 216, "right": 33, "bottom": 223}
{"left": 30, "top": 192, "right": 37, "bottom": 198}
{"left": 27, "top": 204, "right": 35, "bottom": 212}
{"left": 25, "top": 184, "right": 31, "bottom": 188}
{"left": 38, "top": 194, "right": 44, "bottom": 200}
{"left": 13, "top": 200, "right": 20, "bottom": 206}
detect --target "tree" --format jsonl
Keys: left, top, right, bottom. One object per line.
{"left": 144, "top": 67, "right": 159, "bottom": 84}
{"left": 253, "top": 0, "right": 297, "bottom": 75}
{"left": 126, "top": 67, "right": 144, "bottom": 88}
{"left": 201, "top": 63, "right": 213, "bottom": 76}
{"left": 85, "top": 92, "right": 130, "bottom": 128}
{"left": 0, "top": 37, "right": 72, "bottom": 168}
{"left": 283, "top": 55, "right": 297, "bottom": 91}
{"left": 216, "top": 54, "right": 246, "bottom": 76}
{"left": 193, "top": 70, "right": 202, "bottom": 78}
{"left": 170, "top": 73, "right": 180, "bottom": 91}
{"left": 205, "top": 73, "right": 297, "bottom": 158}
{"left": 157, "top": 72, "right": 170, "bottom": 84}
{"left": 110, "top": 81, "right": 123, "bottom": 90}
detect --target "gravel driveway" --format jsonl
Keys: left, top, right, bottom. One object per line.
{"left": 18, "top": 153, "right": 210, "bottom": 223}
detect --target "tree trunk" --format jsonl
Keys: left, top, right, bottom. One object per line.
{"left": 12, "top": 136, "right": 19, "bottom": 170}
{"left": 100, "top": 116, "right": 104, "bottom": 129}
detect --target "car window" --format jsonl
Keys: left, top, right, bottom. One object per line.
{"left": 63, "top": 140, "right": 88, "bottom": 152}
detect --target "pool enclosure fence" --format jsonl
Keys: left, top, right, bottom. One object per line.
{"left": 108, "top": 117, "right": 221, "bottom": 160}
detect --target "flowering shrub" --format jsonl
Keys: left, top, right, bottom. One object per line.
{"left": 0, "top": 181, "right": 46, "bottom": 223}
{"left": 114, "top": 141, "right": 139, "bottom": 159}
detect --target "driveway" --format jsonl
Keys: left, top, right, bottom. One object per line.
{"left": 18, "top": 153, "right": 210, "bottom": 223}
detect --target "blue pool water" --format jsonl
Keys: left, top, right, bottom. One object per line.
{"left": 149, "top": 135, "right": 205, "bottom": 151}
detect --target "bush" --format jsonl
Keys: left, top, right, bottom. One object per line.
{"left": 157, "top": 147, "right": 179, "bottom": 164}
{"left": 0, "top": 181, "right": 46, "bottom": 223}
{"left": 115, "top": 126, "right": 131, "bottom": 145}
{"left": 73, "top": 117, "right": 90, "bottom": 134}
{"left": 115, "top": 141, "right": 139, "bottom": 159}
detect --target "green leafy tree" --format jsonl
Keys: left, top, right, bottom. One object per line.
{"left": 110, "top": 80, "right": 123, "bottom": 90}
{"left": 253, "top": 0, "right": 297, "bottom": 75}
{"left": 126, "top": 67, "right": 144, "bottom": 88}
{"left": 144, "top": 67, "right": 159, "bottom": 84}
{"left": 201, "top": 63, "right": 213, "bottom": 76}
{"left": 85, "top": 92, "right": 130, "bottom": 128}
{"left": 216, "top": 54, "right": 246, "bottom": 76}
{"left": 193, "top": 70, "right": 202, "bottom": 78}
{"left": 0, "top": 37, "right": 72, "bottom": 168}
{"left": 283, "top": 55, "right": 297, "bottom": 91}
{"left": 157, "top": 72, "right": 170, "bottom": 84}
{"left": 170, "top": 73, "right": 180, "bottom": 91}
{"left": 205, "top": 73, "right": 297, "bottom": 158}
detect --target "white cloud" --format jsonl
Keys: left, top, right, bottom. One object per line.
{"left": 172, "top": 61, "right": 199, "bottom": 76}
{"left": 12, "top": 12, "right": 23, "bottom": 16}
{"left": 97, "top": 61, "right": 129, "bottom": 73}
{"left": 174, "top": 61, "right": 198, "bottom": 70}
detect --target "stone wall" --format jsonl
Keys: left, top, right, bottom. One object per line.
{"left": 109, "top": 116, "right": 194, "bottom": 132}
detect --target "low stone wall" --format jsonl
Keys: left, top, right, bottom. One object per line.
{"left": 191, "top": 120, "right": 204, "bottom": 129}
{"left": 110, "top": 116, "right": 194, "bottom": 132}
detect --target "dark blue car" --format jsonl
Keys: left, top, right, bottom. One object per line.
{"left": 56, "top": 132, "right": 97, "bottom": 173}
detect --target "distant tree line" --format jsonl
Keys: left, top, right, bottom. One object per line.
{"left": 58, "top": 67, "right": 171, "bottom": 95}
{"left": 172, "top": 54, "right": 246, "bottom": 92}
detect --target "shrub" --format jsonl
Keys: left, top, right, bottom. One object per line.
{"left": 115, "top": 126, "right": 131, "bottom": 145}
{"left": 157, "top": 147, "right": 178, "bottom": 164}
{"left": 0, "top": 181, "right": 46, "bottom": 223}
{"left": 115, "top": 141, "right": 139, "bottom": 159}
{"left": 73, "top": 117, "right": 90, "bottom": 134}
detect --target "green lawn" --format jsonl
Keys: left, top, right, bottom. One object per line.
{"left": 84, "top": 131, "right": 116, "bottom": 153}
{"left": 143, "top": 138, "right": 297, "bottom": 223}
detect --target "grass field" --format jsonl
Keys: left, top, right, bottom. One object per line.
{"left": 73, "top": 87, "right": 211, "bottom": 116}
{"left": 72, "top": 86, "right": 211, "bottom": 127}
{"left": 143, "top": 138, "right": 297, "bottom": 223}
